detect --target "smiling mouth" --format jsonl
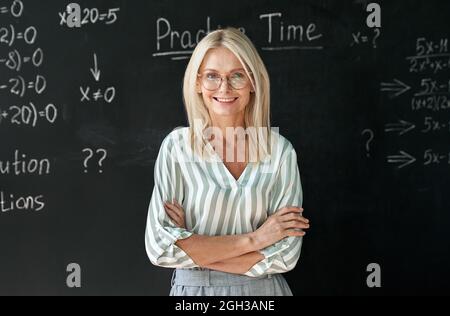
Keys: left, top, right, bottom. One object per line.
{"left": 213, "top": 97, "right": 239, "bottom": 103}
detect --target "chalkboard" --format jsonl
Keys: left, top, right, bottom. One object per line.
{"left": 1, "top": 0, "right": 449, "bottom": 295}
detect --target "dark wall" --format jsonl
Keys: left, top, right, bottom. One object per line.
{"left": 0, "top": 0, "right": 449, "bottom": 295}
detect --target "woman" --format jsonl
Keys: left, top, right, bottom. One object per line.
{"left": 145, "top": 27, "right": 310, "bottom": 296}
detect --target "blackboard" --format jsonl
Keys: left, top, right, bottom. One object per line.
{"left": 1, "top": 0, "right": 449, "bottom": 295}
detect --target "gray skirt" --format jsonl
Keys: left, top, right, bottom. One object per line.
{"left": 169, "top": 268, "right": 293, "bottom": 296}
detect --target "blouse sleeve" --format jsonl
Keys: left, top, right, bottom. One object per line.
{"left": 245, "top": 145, "right": 304, "bottom": 277}
{"left": 144, "top": 133, "right": 201, "bottom": 268}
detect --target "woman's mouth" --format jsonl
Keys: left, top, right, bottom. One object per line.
{"left": 213, "top": 97, "right": 239, "bottom": 105}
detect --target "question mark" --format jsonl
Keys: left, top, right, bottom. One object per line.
{"left": 372, "top": 28, "right": 380, "bottom": 48}
{"left": 82, "top": 148, "right": 94, "bottom": 173}
{"left": 96, "top": 149, "right": 107, "bottom": 174}
{"left": 361, "top": 129, "right": 374, "bottom": 157}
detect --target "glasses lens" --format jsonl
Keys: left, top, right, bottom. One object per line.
{"left": 203, "top": 72, "right": 221, "bottom": 90}
{"left": 229, "top": 71, "right": 247, "bottom": 89}
{"left": 201, "top": 71, "right": 249, "bottom": 90}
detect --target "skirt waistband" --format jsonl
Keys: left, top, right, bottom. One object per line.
{"left": 171, "top": 268, "right": 272, "bottom": 287}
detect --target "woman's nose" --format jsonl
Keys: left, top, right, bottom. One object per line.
{"left": 218, "top": 78, "right": 232, "bottom": 92}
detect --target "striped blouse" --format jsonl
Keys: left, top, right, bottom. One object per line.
{"left": 145, "top": 126, "right": 304, "bottom": 277}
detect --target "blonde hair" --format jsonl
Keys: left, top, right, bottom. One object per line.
{"left": 182, "top": 26, "right": 272, "bottom": 163}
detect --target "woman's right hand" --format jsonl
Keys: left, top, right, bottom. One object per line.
{"left": 251, "top": 206, "right": 310, "bottom": 250}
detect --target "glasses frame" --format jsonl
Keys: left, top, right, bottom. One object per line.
{"left": 197, "top": 70, "right": 253, "bottom": 91}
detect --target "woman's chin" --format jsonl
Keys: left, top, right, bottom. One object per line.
{"left": 210, "top": 102, "right": 245, "bottom": 116}
{"left": 211, "top": 107, "right": 240, "bottom": 116}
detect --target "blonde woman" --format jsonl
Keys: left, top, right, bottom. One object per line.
{"left": 145, "top": 27, "right": 310, "bottom": 296}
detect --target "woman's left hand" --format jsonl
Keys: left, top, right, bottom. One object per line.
{"left": 164, "top": 199, "right": 186, "bottom": 229}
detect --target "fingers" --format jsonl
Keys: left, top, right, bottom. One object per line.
{"left": 173, "top": 199, "right": 183, "bottom": 209}
{"left": 164, "top": 205, "right": 182, "bottom": 221}
{"left": 164, "top": 200, "right": 184, "bottom": 216}
{"left": 283, "top": 220, "right": 310, "bottom": 230}
{"left": 164, "top": 201, "right": 184, "bottom": 226}
{"left": 164, "top": 206, "right": 182, "bottom": 226}
{"left": 276, "top": 206, "right": 303, "bottom": 216}
{"left": 286, "top": 230, "right": 306, "bottom": 237}
{"left": 281, "top": 212, "right": 309, "bottom": 224}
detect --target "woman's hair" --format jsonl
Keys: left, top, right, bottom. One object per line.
{"left": 182, "top": 26, "right": 272, "bottom": 163}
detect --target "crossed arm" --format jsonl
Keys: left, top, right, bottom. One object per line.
{"left": 204, "top": 252, "right": 265, "bottom": 275}
{"left": 165, "top": 199, "right": 309, "bottom": 275}
{"left": 175, "top": 234, "right": 265, "bottom": 274}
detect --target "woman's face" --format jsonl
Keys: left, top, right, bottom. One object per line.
{"left": 196, "top": 47, "right": 254, "bottom": 122}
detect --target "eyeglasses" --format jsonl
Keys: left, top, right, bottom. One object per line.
{"left": 197, "top": 70, "right": 252, "bottom": 91}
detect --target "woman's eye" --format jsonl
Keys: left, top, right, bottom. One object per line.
{"left": 206, "top": 73, "right": 220, "bottom": 80}
{"left": 231, "top": 72, "right": 245, "bottom": 80}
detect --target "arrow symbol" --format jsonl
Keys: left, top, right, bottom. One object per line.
{"left": 90, "top": 53, "right": 101, "bottom": 81}
{"left": 384, "top": 120, "right": 416, "bottom": 135}
{"left": 387, "top": 151, "right": 416, "bottom": 169}
{"left": 380, "top": 79, "right": 411, "bottom": 98}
